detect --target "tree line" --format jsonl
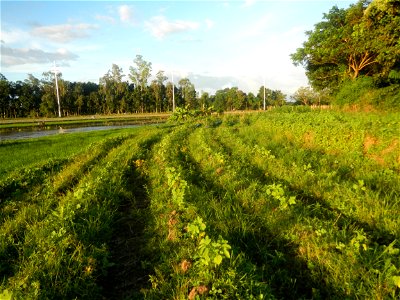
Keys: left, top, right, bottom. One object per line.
{"left": 0, "top": 55, "right": 287, "bottom": 118}
{"left": 291, "top": 0, "right": 400, "bottom": 109}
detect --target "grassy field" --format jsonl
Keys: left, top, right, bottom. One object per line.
{"left": 1, "top": 109, "right": 399, "bottom": 299}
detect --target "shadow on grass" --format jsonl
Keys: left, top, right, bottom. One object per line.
{"left": 100, "top": 166, "right": 152, "bottom": 299}
{"left": 177, "top": 142, "right": 352, "bottom": 299}
{"left": 99, "top": 134, "right": 162, "bottom": 300}
{"left": 217, "top": 132, "right": 398, "bottom": 246}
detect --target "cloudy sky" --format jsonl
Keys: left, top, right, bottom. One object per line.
{"left": 1, "top": 0, "right": 354, "bottom": 95}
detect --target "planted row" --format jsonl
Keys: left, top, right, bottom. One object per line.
{"left": 1, "top": 129, "right": 161, "bottom": 299}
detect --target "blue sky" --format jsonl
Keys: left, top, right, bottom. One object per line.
{"left": 1, "top": 0, "right": 354, "bottom": 95}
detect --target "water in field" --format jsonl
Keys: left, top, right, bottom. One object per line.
{"left": 0, "top": 124, "right": 145, "bottom": 141}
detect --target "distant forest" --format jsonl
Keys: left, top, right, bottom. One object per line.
{"left": 0, "top": 56, "right": 288, "bottom": 118}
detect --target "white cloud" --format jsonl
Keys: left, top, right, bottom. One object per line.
{"left": 95, "top": 14, "right": 115, "bottom": 24}
{"left": 1, "top": 28, "right": 30, "bottom": 44}
{"left": 31, "top": 23, "right": 98, "bottom": 43}
{"left": 145, "top": 16, "right": 200, "bottom": 39}
{"left": 118, "top": 5, "right": 134, "bottom": 24}
{"left": 205, "top": 19, "right": 215, "bottom": 30}
{"left": 1, "top": 45, "right": 79, "bottom": 67}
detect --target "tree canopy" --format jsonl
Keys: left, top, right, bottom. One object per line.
{"left": 291, "top": 0, "right": 400, "bottom": 91}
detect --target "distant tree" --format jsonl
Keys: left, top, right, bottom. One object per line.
{"left": 291, "top": 86, "right": 316, "bottom": 106}
{"left": 270, "top": 90, "right": 287, "bottom": 106}
{"left": 178, "top": 78, "right": 197, "bottom": 109}
{"left": 246, "top": 92, "right": 259, "bottom": 110}
{"left": 40, "top": 71, "right": 60, "bottom": 117}
{"left": 0, "top": 74, "right": 10, "bottom": 118}
{"left": 99, "top": 64, "right": 127, "bottom": 114}
{"left": 129, "top": 55, "right": 152, "bottom": 113}
{"left": 165, "top": 81, "right": 177, "bottom": 112}
{"left": 226, "top": 87, "right": 246, "bottom": 110}
{"left": 129, "top": 55, "right": 152, "bottom": 92}
{"left": 73, "top": 83, "right": 85, "bottom": 115}
{"left": 80, "top": 82, "right": 100, "bottom": 114}
{"left": 151, "top": 70, "right": 167, "bottom": 113}
{"left": 213, "top": 88, "right": 228, "bottom": 112}
{"left": 88, "top": 91, "right": 101, "bottom": 114}
{"left": 199, "top": 91, "right": 211, "bottom": 110}
{"left": 24, "top": 74, "right": 42, "bottom": 117}
{"left": 257, "top": 86, "right": 273, "bottom": 108}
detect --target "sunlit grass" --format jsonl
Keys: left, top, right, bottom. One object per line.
{"left": 0, "top": 127, "right": 142, "bottom": 179}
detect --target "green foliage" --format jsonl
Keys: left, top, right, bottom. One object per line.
{"left": 292, "top": 0, "right": 400, "bottom": 109}
{"left": 335, "top": 76, "right": 375, "bottom": 106}
{"left": 165, "top": 166, "right": 188, "bottom": 209}
{"left": 187, "top": 217, "right": 231, "bottom": 269}
{"left": 195, "top": 235, "right": 231, "bottom": 268}
{"left": 265, "top": 183, "right": 296, "bottom": 210}
{"left": 168, "top": 105, "right": 214, "bottom": 123}
{"left": 187, "top": 216, "right": 207, "bottom": 239}
{"left": 0, "top": 289, "right": 12, "bottom": 300}
{"left": 335, "top": 77, "right": 400, "bottom": 110}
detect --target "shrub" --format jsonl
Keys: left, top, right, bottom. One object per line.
{"left": 335, "top": 76, "right": 375, "bottom": 107}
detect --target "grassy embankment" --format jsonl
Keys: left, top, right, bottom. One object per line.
{"left": 1, "top": 109, "right": 399, "bottom": 299}
{"left": 0, "top": 113, "right": 170, "bottom": 131}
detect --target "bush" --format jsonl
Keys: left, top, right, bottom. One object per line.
{"left": 335, "top": 77, "right": 400, "bottom": 111}
{"left": 335, "top": 76, "right": 375, "bottom": 107}
{"left": 373, "top": 84, "right": 400, "bottom": 111}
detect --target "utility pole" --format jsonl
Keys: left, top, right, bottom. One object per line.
{"left": 52, "top": 61, "right": 61, "bottom": 117}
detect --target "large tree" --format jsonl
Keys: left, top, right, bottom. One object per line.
{"left": 150, "top": 70, "right": 167, "bottom": 113}
{"left": 129, "top": 55, "right": 152, "bottom": 112}
{"left": 291, "top": 0, "right": 400, "bottom": 90}
{"left": 129, "top": 55, "right": 152, "bottom": 91}
{"left": 99, "top": 64, "right": 127, "bottom": 114}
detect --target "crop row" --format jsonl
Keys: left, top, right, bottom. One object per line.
{"left": 137, "top": 112, "right": 399, "bottom": 299}
{"left": 1, "top": 129, "right": 161, "bottom": 299}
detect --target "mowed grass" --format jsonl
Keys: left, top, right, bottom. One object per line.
{"left": 1, "top": 110, "right": 399, "bottom": 299}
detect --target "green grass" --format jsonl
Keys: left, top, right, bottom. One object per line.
{"left": 0, "top": 127, "right": 141, "bottom": 179}
{"left": 1, "top": 111, "right": 399, "bottom": 299}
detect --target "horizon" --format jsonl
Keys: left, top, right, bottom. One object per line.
{"left": 1, "top": 0, "right": 355, "bottom": 96}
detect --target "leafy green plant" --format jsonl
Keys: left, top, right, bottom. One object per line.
{"left": 165, "top": 167, "right": 188, "bottom": 209}
{"left": 187, "top": 216, "right": 231, "bottom": 269}
{"left": 265, "top": 183, "right": 296, "bottom": 210}
{"left": 186, "top": 216, "right": 206, "bottom": 239}
{"left": 195, "top": 235, "right": 231, "bottom": 269}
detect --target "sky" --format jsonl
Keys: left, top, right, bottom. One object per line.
{"left": 1, "top": 0, "right": 355, "bottom": 96}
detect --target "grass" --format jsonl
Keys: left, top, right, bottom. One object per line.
{"left": 0, "top": 127, "right": 140, "bottom": 179}
{"left": 0, "top": 113, "right": 170, "bottom": 130}
{"left": 0, "top": 110, "right": 399, "bottom": 299}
